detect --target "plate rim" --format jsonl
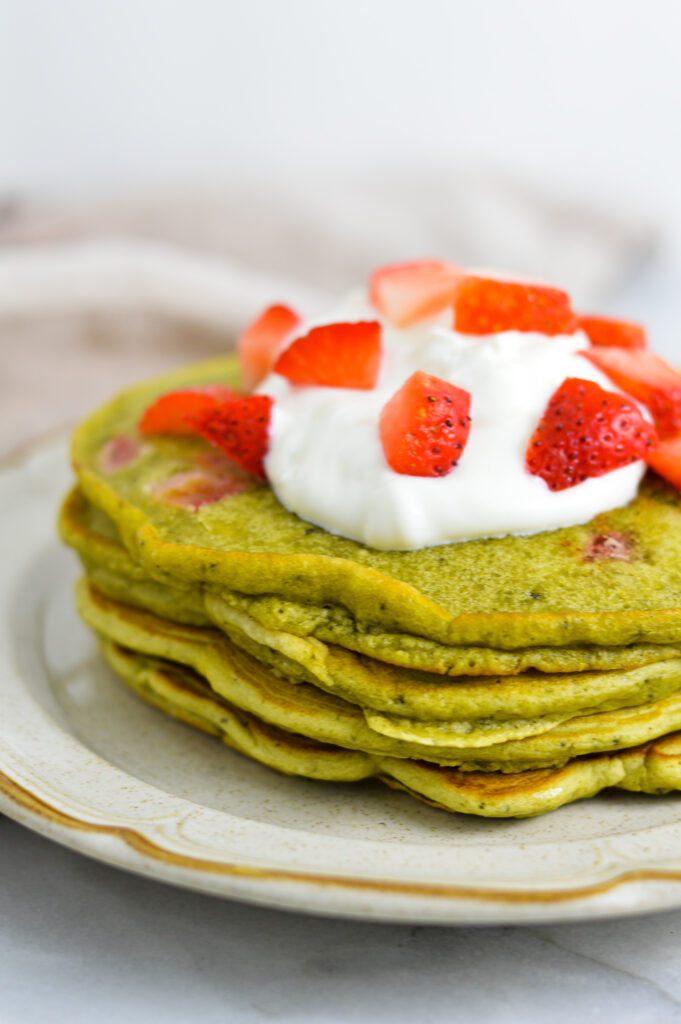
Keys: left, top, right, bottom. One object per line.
{"left": 6, "top": 763, "right": 681, "bottom": 917}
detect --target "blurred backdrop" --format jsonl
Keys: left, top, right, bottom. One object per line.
{"left": 1, "top": 0, "right": 679, "bottom": 206}
{"left": 1, "top": 0, "right": 680, "bottom": 447}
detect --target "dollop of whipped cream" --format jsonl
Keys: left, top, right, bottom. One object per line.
{"left": 258, "top": 291, "right": 646, "bottom": 550}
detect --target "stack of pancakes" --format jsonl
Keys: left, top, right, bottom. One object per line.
{"left": 59, "top": 355, "right": 681, "bottom": 817}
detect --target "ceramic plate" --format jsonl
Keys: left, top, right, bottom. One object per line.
{"left": 6, "top": 435, "right": 681, "bottom": 924}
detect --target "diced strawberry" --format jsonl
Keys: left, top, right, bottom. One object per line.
{"left": 454, "top": 276, "right": 577, "bottom": 336}
{"left": 238, "top": 304, "right": 302, "bottom": 391}
{"left": 578, "top": 315, "right": 647, "bottom": 350}
{"left": 138, "top": 386, "right": 237, "bottom": 436}
{"left": 369, "top": 260, "right": 462, "bottom": 327}
{"left": 526, "top": 377, "right": 657, "bottom": 492}
{"left": 192, "top": 395, "right": 273, "bottom": 480}
{"left": 379, "top": 371, "right": 471, "bottom": 477}
{"left": 99, "top": 434, "right": 143, "bottom": 473}
{"left": 274, "top": 321, "right": 382, "bottom": 389}
{"left": 153, "top": 451, "right": 259, "bottom": 508}
{"left": 646, "top": 435, "right": 681, "bottom": 491}
{"left": 581, "top": 347, "right": 681, "bottom": 439}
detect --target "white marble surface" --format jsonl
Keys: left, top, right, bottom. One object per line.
{"left": 3, "top": 817, "right": 681, "bottom": 1024}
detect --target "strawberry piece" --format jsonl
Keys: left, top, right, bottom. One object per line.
{"left": 581, "top": 347, "right": 681, "bottom": 439}
{"left": 379, "top": 371, "right": 471, "bottom": 477}
{"left": 139, "top": 386, "right": 237, "bottom": 436}
{"left": 192, "top": 395, "right": 273, "bottom": 480}
{"left": 369, "top": 260, "right": 462, "bottom": 327}
{"left": 454, "top": 276, "right": 577, "bottom": 336}
{"left": 153, "top": 452, "right": 259, "bottom": 508}
{"left": 238, "top": 304, "right": 301, "bottom": 391}
{"left": 99, "top": 434, "right": 142, "bottom": 473}
{"left": 274, "top": 321, "right": 382, "bottom": 389}
{"left": 579, "top": 315, "right": 647, "bottom": 350}
{"left": 646, "top": 436, "right": 681, "bottom": 490}
{"left": 526, "top": 377, "right": 657, "bottom": 491}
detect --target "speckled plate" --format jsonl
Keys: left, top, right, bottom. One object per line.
{"left": 6, "top": 435, "right": 681, "bottom": 925}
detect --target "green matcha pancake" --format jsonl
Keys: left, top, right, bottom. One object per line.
{"left": 62, "top": 323, "right": 681, "bottom": 818}
{"left": 62, "top": 493, "right": 681, "bottom": 726}
{"left": 99, "top": 636, "right": 681, "bottom": 818}
{"left": 60, "top": 486, "right": 681, "bottom": 678}
{"left": 78, "top": 582, "right": 681, "bottom": 771}
{"left": 70, "top": 355, "right": 681, "bottom": 651}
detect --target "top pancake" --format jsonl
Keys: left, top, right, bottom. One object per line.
{"left": 71, "top": 354, "right": 681, "bottom": 650}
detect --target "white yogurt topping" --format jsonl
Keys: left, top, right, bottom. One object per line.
{"left": 258, "top": 291, "right": 646, "bottom": 550}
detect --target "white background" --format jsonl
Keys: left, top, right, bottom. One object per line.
{"left": 1, "top": 0, "right": 680, "bottom": 217}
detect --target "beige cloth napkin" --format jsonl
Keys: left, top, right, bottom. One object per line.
{"left": 0, "top": 172, "right": 656, "bottom": 453}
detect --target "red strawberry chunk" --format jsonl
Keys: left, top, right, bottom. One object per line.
{"left": 153, "top": 452, "right": 259, "bottom": 508}
{"left": 526, "top": 377, "right": 657, "bottom": 492}
{"left": 192, "top": 395, "right": 273, "bottom": 480}
{"left": 454, "top": 276, "right": 577, "bottom": 336}
{"left": 578, "top": 315, "right": 647, "bottom": 350}
{"left": 99, "top": 434, "right": 143, "bottom": 473}
{"left": 274, "top": 321, "right": 382, "bottom": 389}
{"left": 379, "top": 371, "right": 471, "bottom": 477}
{"left": 581, "top": 347, "right": 681, "bottom": 439}
{"left": 139, "top": 386, "right": 237, "bottom": 436}
{"left": 646, "top": 435, "right": 681, "bottom": 491}
{"left": 369, "top": 260, "right": 462, "bottom": 327}
{"left": 238, "top": 304, "right": 301, "bottom": 391}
